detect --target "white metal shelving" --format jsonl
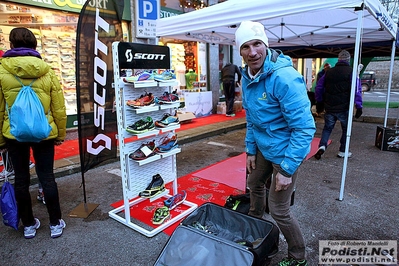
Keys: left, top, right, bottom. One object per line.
{"left": 108, "top": 42, "right": 197, "bottom": 237}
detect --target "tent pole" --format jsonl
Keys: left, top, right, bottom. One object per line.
{"left": 384, "top": 41, "right": 396, "bottom": 127}
{"left": 338, "top": 9, "right": 363, "bottom": 201}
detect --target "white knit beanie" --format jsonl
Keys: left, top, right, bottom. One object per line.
{"left": 338, "top": 50, "right": 351, "bottom": 62}
{"left": 235, "top": 21, "right": 269, "bottom": 49}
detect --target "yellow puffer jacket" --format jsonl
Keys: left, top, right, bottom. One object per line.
{"left": 0, "top": 55, "right": 67, "bottom": 147}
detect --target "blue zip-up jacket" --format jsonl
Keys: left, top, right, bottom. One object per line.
{"left": 241, "top": 49, "right": 316, "bottom": 176}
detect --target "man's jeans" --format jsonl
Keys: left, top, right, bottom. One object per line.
{"left": 247, "top": 151, "right": 306, "bottom": 260}
{"left": 223, "top": 80, "right": 235, "bottom": 115}
{"left": 319, "top": 111, "right": 349, "bottom": 152}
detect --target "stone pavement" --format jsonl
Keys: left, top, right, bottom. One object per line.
{"left": 1, "top": 107, "right": 398, "bottom": 265}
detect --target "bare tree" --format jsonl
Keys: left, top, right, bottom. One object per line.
{"left": 380, "top": 0, "right": 399, "bottom": 22}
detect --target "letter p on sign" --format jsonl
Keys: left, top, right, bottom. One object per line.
{"left": 138, "top": 0, "right": 158, "bottom": 20}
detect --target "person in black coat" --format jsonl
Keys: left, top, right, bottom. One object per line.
{"left": 221, "top": 63, "right": 242, "bottom": 117}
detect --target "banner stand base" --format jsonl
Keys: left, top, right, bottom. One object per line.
{"left": 68, "top": 202, "right": 99, "bottom": 218}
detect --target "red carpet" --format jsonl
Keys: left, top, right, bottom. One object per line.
{"left": 189, "top": 138, "right": 331, "bottom": 191}
{"left": 54, "top": 139, "right": 80, "bottom": 160}
{"left": 176, "top": 110, "right": 245, "bottom": 132}
{"left": 306, "top": 137, "right": 332, "bottom": 160}
{"left": 110, "top": 174, "right": 244, "bottom": 236}
{"left": 192, "top": 153, "right": 246, "bottom": 191}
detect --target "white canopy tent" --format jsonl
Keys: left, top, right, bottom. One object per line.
{"left": 157, "top": 0, "right": 398, "bottom": 200}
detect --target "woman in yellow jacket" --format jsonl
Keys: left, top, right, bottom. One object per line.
{"left": 0, "top": 28, "right": 67, "bottom": 239}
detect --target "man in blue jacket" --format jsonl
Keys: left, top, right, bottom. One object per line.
{"left": 235, "top": 21, "right": 316, "bottom": 266}
{"left": 314, "top": 50, "right": 363, "bottom": 159}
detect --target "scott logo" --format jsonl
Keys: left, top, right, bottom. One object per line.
{"left": 125, "top": 50, "right": 166, "bottom": 62}
{"left": 125, "top": 49, "right": 133, "bottom": 62}
{"left": 134, "top": 53, "right": 166, "bottom": 60}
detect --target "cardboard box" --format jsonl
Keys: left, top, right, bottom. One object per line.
{"left": 217, "top": 104, "right": 226, "bottom": 114}
{"left": 375, "top": 126, "right": 399, "bottom": 152}
{"left": 177, "top": 111, "right": 196, "bottom": 123}
{"left": 233, "top": 101, "right": 243, "bottom": 113}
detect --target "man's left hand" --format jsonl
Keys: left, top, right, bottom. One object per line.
{"left": 275, "top": 172, "right": 292, "bottom": 192}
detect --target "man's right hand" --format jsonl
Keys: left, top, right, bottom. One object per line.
{"left": 246, "top": 155, "right": 256, "bottom": 174}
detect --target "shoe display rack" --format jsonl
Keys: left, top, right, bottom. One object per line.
{"left": 108, "top": 41, "right": 197, "bottom": 237}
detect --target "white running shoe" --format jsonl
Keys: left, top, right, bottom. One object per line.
{"left": 50, "top": 219, "right": 66, "bottom": 238}
{"left": 337, "top": 151, "right": 352, "bottom": 158}
{"left": 24, "top": 218, "right": 40, "bottom": 239}
{"left": 0, "top": 169, "right": 15, "bottom": 181}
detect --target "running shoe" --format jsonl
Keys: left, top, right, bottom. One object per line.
{"left": 155, "top": 134, "right": 178, "bottom": 153}
{"left": 152, "top": 206, "right": 170, "bottom": 225}
{"left": 154, "top": 113, "right": 180, "bottom": 128}
{"left": 24, "top": 218, "right": 40, "bottom": 239}
{"left": 129, "top": 140, "right": 157, "bottom": 161}
{"left": 337, "top": 151, "right": 352, "bottom": 158}
{"left": 50, "top": 219, "right": 66, "bottom": 238}
{"left": 139, "top": 174, "right": 165, "bottom": 198}
{"left": 314, "top": 145, "right": 325, "bottom": 160}
{"left": 164, "top": 190, "right": 186, "bottom": 210}
{"left": 155, "top": 92, "right": 179, "bottom": 104}
{"left": 126, "top": 92, "right": 155, "bottom": 108}
{"left": 126, "top": 117, "right": 155, "bottom": 134}
{"left": 277, "top": 257, "right": 308, "bottom": 266}
{"left": 37, "top": 190, "right": 46, "bottom": 205}
{"left": 123, "top": 70, "right": 154, "bottom": 83}
{"left": 0, "top": 168, "right": 15, "bottom": 181}
{"left": 154, "top": 70, "right": 176, "bottom": 82}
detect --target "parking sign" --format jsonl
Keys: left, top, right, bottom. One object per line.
{"left": 135, "top": 0, "right": 159, "bottom": 38}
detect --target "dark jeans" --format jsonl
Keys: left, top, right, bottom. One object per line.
{"left": 319, "top": 111, "right": 349, "bottom": 152}
{"left": 6, "top": 139, "right": 62, "bottom": 226}
{"left": 223, "top": 80, "right": 235, "bottom": 115}
{"left": 246, "top": 150, "right": 306, "bottom": 260}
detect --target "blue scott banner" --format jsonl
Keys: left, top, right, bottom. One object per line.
{"left": 75, "top": 0, "right": 124, "bottom": 174}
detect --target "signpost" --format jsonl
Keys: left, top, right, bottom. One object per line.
{"left": 135, "top": 0, "right": 158, "bottom": 39}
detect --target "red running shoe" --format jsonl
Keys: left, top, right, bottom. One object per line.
{"left": 129, "top": 140, "right": 156, "bottom": 160}
{"left": 126, "top": 92, "right": 155, "bottom": 108}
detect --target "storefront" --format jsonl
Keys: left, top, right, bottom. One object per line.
{"left": 0, "top": 0, "right": 131, "bottom": 127}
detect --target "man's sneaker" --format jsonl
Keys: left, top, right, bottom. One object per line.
{"left": 337, "top": 151, "right": 352, "bottom": 158}
{"left": 126, "top": 92, "right": 155, "bottom": 108}
{"left": 154, "top": 70, "right": 176, "bottom": 82}
{"left": 155, "top": 92, "right": 179, "bottom": 104}
{"left": 155, "top": 113, "right": 180, "bottom": 128}
{"left": 314, "top": 145, "right": 325, "bottom": 160}
{"left": 155, "top": 134, "right": 178, "bottom": 153}
{"left": 129, "top": 140, "right": 157, "bottom": 161}
{"left": 152, "top": 206, "right": 170, "bottom": 224}
{"left": 123, "top": 70, "right": 154, "bottom": 83}
{"left": 37, "top": 190, "right": 46, "bottom": 205}
{"left": 0, "top": 168, "right": 15, "bottom": 181}
{"left": 278, "top": 257, "right": 308, "bottom": 266}
{"left": 139, "top": 174, "right": 165, "bottom": 198}
{"left": 226, "top": 113, "right": 236, "bottom": 117}
{"left": 50, "top": 219, "right": 66, "bottom": 238}
{"left": 126, "top": 117, "right": 155, "bottom": 134}
{"left": 24, "top": 218, "right": 40, "bottom": 239}
{"left": 164, "top": 190, "right": 187, "bottom": 210}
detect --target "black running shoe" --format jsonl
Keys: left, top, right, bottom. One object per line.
{"left": 126, "top": 117, "right": 155, "bottom": 134}
{"left": 139, "top": 174, "right": 165, "bottom": 198}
